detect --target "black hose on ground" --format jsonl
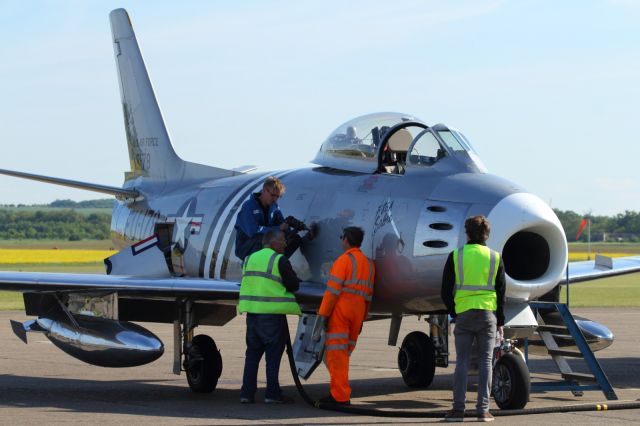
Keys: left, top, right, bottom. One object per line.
{"left": 284, "top": 323, "right": 640, "bottom": 418}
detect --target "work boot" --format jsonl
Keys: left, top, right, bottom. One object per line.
{"left": 317, "top": 394, "right": 350, "bottom": 405}
{"left": 444, "top": 409, "right": 464, "bottom": 422}
{"left": 477, "top": 411, "right": 495, "bottom": 422}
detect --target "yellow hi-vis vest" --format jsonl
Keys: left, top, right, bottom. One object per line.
{"left": 238, "top": 248, "right": 301, "bottom": 315}
{"left": 452, "top": 244, "right": 499, "bottom": 314}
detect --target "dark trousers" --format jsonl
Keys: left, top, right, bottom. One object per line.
{"left": 240, "top": 313, "right": 288, "bottom": 400}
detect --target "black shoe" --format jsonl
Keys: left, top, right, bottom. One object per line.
{"left": 239, "top": 396, "right": 254, "bottom": 404}
{"left": 317, "top": 394, "right": 350, "bottom": 405}
{"left": 264, "top": 394, "right": 295, "bottom": 404}
{"left": 444, "top": 410, "right": 464, "bottom": 422}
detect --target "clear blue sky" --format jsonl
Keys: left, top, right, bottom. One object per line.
{"left": 1, "top": 1, "right": 638, "bottom": 215}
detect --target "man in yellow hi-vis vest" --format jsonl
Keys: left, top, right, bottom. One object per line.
{"left": 238, "top": 229, "right": 301, "bottom": 404}
{"left": 441, "top": 216, "right": 506, "bottom": 422}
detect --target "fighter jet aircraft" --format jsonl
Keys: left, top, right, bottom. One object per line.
{"left": 2, "top": 8, "right": 639, "bottom": 409}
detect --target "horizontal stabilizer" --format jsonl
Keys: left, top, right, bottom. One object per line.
{"left": 0, "top": 168, "right": 139, "bottom": 200}
{"left": 105, "top": 236, "right": 172, "bottom": 278}
{"left": 231, "top": 165, "right": 258, "bottom": 174}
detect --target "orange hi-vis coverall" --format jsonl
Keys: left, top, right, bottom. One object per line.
{"left": 318, "top": 247, "right": 375, "bottom": 402}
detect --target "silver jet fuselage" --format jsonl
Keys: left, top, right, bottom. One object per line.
{"left": 111, "top": 152, "right": 567, "bottom": 316}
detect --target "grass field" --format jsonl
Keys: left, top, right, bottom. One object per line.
{"left": 0, "top": 240, "right": 639, "bottom": 310}
{"left": 0, "top": 240, "right": 111, "bottom": 310}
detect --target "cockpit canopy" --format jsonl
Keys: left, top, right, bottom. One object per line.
{"left": 312, "top": 112, "right": 487, "bottom": 174}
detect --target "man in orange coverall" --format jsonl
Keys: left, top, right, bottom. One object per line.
{"left": 317, "top": 226, "right": 375, "bottom": 405}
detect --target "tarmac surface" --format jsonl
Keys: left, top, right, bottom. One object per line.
{"left": 1, "top": 308, "right": 639, "bottom": 425}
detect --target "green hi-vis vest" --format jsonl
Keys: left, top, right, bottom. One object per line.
{"left": 453, "top": 244, "right": 499, "bottom": 314}
{"left": 238, "top": 248, "right": 301, "bottom": 316}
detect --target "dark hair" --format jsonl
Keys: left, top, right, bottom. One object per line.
{"left": 342, "top": 226, "right": 364, "bottom": 247}
{"left": 464, "top": 215, "right": 490, "bottom": 243}
{"left": 263, "top": 229, "right": 284, "bottom": 247}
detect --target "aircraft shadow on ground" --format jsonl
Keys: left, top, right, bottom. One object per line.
{"left": 2, "top": 356, "right": 637, "bottom": 421}
{"left": 0, "top": 374, "right": 448, "bottom": 422}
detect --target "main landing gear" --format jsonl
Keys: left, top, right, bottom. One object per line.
{"left": 175, "top": 300, "right": 223, "bottom": 393}
{"left": 397, "top": 315, "right": 448, "bottom": 388}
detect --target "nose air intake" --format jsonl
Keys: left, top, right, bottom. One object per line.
{"left": 503, "top": 231, "right": 550, "bottom": 280}
{"left": 487, "top": 193, "right": 568, "bottom": 300}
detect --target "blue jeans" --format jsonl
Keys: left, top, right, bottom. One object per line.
{"left": 240, "top": 313, "right": 287, "bottom": 400}
{"left": 452, "top": 309, "right": 497, "bottom": 413}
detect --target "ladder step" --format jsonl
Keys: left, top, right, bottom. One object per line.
{"left": 537, "top": 324, "right": 568, "bottom": 333}
{"left": 548, "top": 349, "right": 583, "bottom": 358}
{"left": 562, "top": 372, "right": 596, "bottom": 383}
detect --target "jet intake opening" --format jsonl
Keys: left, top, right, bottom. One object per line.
{"left": 502, "top": 231, "right": 550, "bottom": 280}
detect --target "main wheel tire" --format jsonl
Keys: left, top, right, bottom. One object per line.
{"left": 492, "top": 352, "right": 530, "bottom": 409}
{"left": 398, "top": 331, "right": 436, "bottom": 388}
{"left": 186, "top": 334, "right": 223, "bottom": 393}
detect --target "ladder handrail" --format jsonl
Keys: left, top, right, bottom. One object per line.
{"left": 529, "top": 301, "right": 618, "bottom": 401}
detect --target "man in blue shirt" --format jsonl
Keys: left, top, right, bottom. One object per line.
{"left": 234, "top": 176, "right": 314, "bottom": 261}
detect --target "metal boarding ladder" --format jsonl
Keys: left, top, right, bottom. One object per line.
{"left": 527, "top": 301, "right": 617, "bottom": 400}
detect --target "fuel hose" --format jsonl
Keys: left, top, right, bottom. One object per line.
{"left": 283, "top": 325, "right": 640, "bottom": 418}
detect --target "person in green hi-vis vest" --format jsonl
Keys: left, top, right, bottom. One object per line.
{"left": 441, "top": 216, "right": 506, "bottom": 423}
{"left": 238, "top": 229, "right": 301, "bottom": 404}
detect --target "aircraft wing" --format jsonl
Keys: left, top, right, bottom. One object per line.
{"left": 567, "top": 254, "right": 640, "bottom": 284}
{"left": 0, "top": 271, "right": 325, "bottom": 306}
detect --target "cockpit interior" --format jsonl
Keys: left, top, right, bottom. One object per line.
{"left": 312, "top": 112, "right": 487, "bottom": 174}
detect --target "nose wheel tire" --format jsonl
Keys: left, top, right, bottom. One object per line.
{"left": 398, "top": 331, "right": 436, "bottom": 388}
{"left": 186, "top": 334, "right": 223, "bottom": 393}
{"left": 492, "top": 352, "right": 530, "bottom": 409}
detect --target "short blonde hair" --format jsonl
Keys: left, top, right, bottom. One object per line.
{"left": 263, "top": 176, "right": 285, "bottom": 195}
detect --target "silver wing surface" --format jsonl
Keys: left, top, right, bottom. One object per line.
{"left": 0, "top": 271, "right": 325, "bottom": 313}
{"left": 567, "top": 254, "right": 640, "bottom": 284}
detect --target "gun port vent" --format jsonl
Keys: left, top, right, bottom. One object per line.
{"left": 423, "top": 240, "right": 448, "bottom": 248}
{"left": 427, "top": 206, "right": 446, "bottom": 212}
{"left": 429, "top": 223, "right": 453, "bottom": 231}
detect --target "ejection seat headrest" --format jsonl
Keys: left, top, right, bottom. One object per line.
{"left": 387, "top": 128, "right": 412, "bottom": 152}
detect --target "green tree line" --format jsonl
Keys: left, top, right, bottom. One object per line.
{"left": 0, "top": 210, "right": 110, "bottom": 240}
{"left": 554, "top": 209, "right": 640, "bottom": 242}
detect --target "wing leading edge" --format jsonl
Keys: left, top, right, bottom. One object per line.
{"left": 0, "top": 271, "right": 325, "bottom": 306}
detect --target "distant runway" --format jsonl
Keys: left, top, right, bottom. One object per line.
{"left": 1, "top": 308, "right": 639, "bottom": 425}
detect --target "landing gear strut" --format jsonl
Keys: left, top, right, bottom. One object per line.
{"left": 175, "top": 300, "right": 223, "bottom": 393}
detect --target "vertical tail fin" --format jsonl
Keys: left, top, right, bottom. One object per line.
{"left": 110, "top": 9, "right": 182, "bottom": 181}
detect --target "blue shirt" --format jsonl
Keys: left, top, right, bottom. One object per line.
{"left": 234, "top": 193, "right": 285, "bottom": 259}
